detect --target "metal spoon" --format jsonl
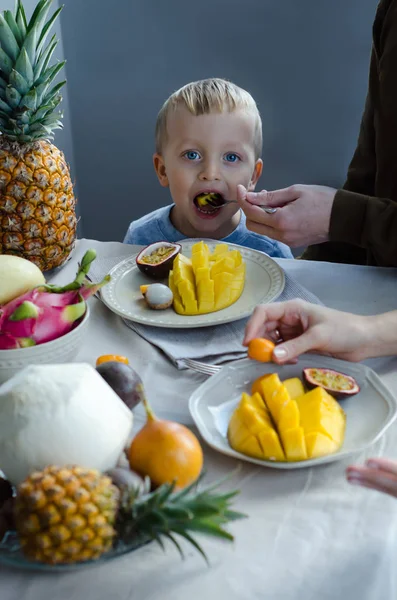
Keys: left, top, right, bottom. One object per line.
{"left": 203, "top": 197, "right": 277, "bottom": 214}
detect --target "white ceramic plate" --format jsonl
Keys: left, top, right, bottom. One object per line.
{"left": 100, "top": 240, "right": 285, "bottom": 328}
{"left": 189, "top": 355, "right": 397, "bottom": 468}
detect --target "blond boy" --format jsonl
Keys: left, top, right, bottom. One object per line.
{"left": 124, "top": 78, "right": 292, "bottom": 258}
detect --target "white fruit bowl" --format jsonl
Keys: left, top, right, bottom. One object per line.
{"left": 0, "top": 306, "right": 90, "bottom": 384}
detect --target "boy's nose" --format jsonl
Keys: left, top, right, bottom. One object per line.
{"left": 198, "top": 161, "right": 221, "bottom": 182}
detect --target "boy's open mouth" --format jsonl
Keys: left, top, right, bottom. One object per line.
{"left": 193, "top": 192, "right": 225, "bottom": 214}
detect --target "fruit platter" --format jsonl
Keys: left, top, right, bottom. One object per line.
{"left": 189, "top": 355, "right": 397, "bottom": 469}
{"left": 0, "top": 354, "right": 245, "bottom": 571}
{"left": 100, "top": 239, "right": 285, "bottom": 328}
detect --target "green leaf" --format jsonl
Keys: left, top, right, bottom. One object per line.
{"left": 14, "top": 47, "right": 34, "bottom": 87}
{"left": 21, "top": 1, "right": 52, "bottom": 66}
{"left": 16, "top": 133, "right": 34, "bottom": 142}
{"left": 21, "top": 23, "right": 37, "bottom": 66}
{"left": 0, "top": 77, "right": 6, "bottom": 90}
{"left": 42, "top": 79, "right": 65, "bottom": 105}
{"left": 2, "top": 132, "right": 18, "bottom": 141}
{"left": 34, "top": 79, "right": 49, "bottom": 105}
{"left": 0, "top": 14, "right": 20, "bottom": 62}
{"left": 31, "top": 102, "right": 52, "bottom": 122}
{"left": 35, "top": 59, "right": 65, "bottom": 87}
{"left": 9, "top": 68, "right": 29, "bottom": 95}
{"left": 0, "top": 108, "right": 11, "bottom": 119}
{"left": 26, "top": 0, "right": 51, "bottom": 33}
{"left": 29, "top": 122, "right": 52, "bottom": 135}
{"left": 34, "top": 35, "right": 57, "bottom": 80}
{"left": 20, "top": 87, "right": 37, "bottom": 111}
{"left": 172, "top": 528, "right": 209, "bottom": 564}
{"left": 0, "top": 47, "right": 13, "bottom": 77}
{"left": 5, "top": 85, "right": 21, "bottom": 109}
{"left": 15, "top": 2, "right": 27, "bottom": 38}
{"left": 36, "top": 5, "right": 63, "bottom": 57}
{"left": 0, "top": 98, "right": 12, "bottom": 114}
{"left": 17, "top": 109, "right": 31, "bottom": 124}
{"left": 4, "top": 10, "right": 22, "bottom": 47}
{"left": 164, "top": 532, "right": 185, "bottom": 559}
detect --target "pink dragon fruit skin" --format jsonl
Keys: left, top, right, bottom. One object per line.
{"left": 0, "top": 250, "right": 110, "bottom": 350}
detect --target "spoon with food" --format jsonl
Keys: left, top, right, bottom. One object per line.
{"left": 196, "top": 192, "right": 277, "bottom": 215}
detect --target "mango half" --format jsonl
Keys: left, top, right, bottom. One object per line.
{"left": 168, "top": 241, "right": 245, "bottom": 315}
{"left": 228, "top": 374, "right": 346, "bottom": 462}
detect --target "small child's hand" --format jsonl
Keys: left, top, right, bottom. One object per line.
{"left": 346, "top": 458, "right": 397, "bottom": 498}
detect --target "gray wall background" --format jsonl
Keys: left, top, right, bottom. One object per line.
{"left": 38, "top": 1, "right": 380, "bottom": 242}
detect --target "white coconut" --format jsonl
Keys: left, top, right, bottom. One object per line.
{"left": 0, "top": 363, "right": 133, "bottom": 485}
{"left": 0, "top": 255, "right": 46, "bottom": 305}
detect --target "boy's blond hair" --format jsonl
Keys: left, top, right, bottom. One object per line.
{"left": 155, "top": 78, "right": 262, "bottom": 159}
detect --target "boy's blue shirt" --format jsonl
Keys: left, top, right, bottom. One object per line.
{"left": 123, "top": 205, "right": 293, "bottom": 259}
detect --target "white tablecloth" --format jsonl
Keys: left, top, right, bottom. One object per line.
{"left": 2, "top": 238, "right": 397, "bottom": 600}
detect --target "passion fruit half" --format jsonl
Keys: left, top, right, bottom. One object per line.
{"left": 303, "top": 367, "right": 360, "bottom": 399}
{"left": 136, "top": 241, "right": 181, "bottom": 279}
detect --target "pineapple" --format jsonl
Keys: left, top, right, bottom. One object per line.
{"left": 14, "top": 465, "right": 245, "bottom": 565}
{"left": 0, "top": 0, "right": 77, "bottom": 272}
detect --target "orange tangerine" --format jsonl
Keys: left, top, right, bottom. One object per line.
{"left": 247, "top": 338, "right": 275, "bottom": 362}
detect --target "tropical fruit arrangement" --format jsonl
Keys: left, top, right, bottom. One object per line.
{"left": 0, "top": 0, "right": 77, "bottom": 271}
{"left": 0, "top": 355, "right": 244, "bottom": 566}
{"left": 0, "top": 249, "right": 109, "bottom": 349}
{"left": 227, "top": 367, "right": 358, "bottom": 462}
{"left": 138, "top": 240, "right": 246, "bottom": 315}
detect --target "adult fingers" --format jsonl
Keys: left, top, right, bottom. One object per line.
{"left": 236, "top": 184, "right": 248, "bottom": 202}
{"left": 243, "top": 303, "right": 291, "bottom": 345}
{"left": 246, "top": 186, "right": 299, "bottom": 207}
{"left": 244, "top": 301, "right": 306, "bottom": 345}
{"left": 244, "top": 218, "right": 279, "bottom": 240}
{"left": 272, "top": 328, "right": 320, "bottom": 363}
{"left": 346, "top": 466, "right": 397, "bottom": 498}
{"left": 364, "top": 458, "right": 397, "bottom": 475}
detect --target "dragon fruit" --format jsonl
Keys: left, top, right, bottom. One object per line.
{"left": 0, "top": 250, "right": 110, "bottom": 349}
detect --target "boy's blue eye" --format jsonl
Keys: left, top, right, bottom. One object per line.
{"left": 224, "top": 153, "right": 239, "bottom": 163}
{"left": 184, "top": 151, "right": 200, "bottom": 160}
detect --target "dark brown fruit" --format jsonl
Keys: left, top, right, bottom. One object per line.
{"left": 303, "top": 367, "right": 360, "bottom": 399}
{"left": 96, "top": 361, "right": 145, "bottom": 410}
{"left": 136, "top": 241, "right": 181, "bottom": 279}
{"left": 0, "top": 515, "right": 8, "bottom": 541}
{"left": 106, "top": 467, "right": 147, "bottom": 495}
{"left": 1, "top": 497, "right": 15, "bottom": 530}
{"left": 0, "top": 477, "right": 13, "bottom": 509}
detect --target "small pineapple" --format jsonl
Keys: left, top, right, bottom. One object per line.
{"left": 0, "top": 0, "right": 77, "bottom": 271}
{"left": 14, "top": 465, "right": 245, "bottom": 565}
{"left": 15, "top": 466, "right": 120, "bottom": 564}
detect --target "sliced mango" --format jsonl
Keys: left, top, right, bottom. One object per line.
{"left": 227, "top": 392, "right": 286, "bottom": 461}
{"left": 284, "top": 377, "right": 305, "bottom": 399}
{"left": 228, "top": 374, "right": 345, "bottom": 463}
{"left": 169, "top": 242, "right": 245, "bottom": 315}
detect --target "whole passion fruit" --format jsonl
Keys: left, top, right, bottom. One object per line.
{"left": 303, "top": 367, "right": 360, "bottom": 399}
{"left": 136, "top": 241, "right": 181, "bottom": 280}
{"left": 96, "top": 361, "right": 145, "bottom": 410}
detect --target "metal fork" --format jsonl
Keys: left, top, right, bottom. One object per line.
{"left": 204, "top": 198, "right": 277, "bottom": 215}
{"left": 180, "top": 358, "right": 223, "bottom": 376}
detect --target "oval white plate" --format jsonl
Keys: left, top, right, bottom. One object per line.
{"left": 100, "top": 240, "right": 285, "bottom": 328}
{"left": 189, "top": 355, "right": 397, "bottom": 468}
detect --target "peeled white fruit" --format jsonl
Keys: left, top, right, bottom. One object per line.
{"left": 0, "top": 363, "right": 133, "bottom": 486}
{"left": 0, "top": 255, "right": 46, "bottom": 305}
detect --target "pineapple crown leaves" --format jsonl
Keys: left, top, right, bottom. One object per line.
{"left": 0, "top": 0, "right": 66, "bottom": 143}
{"left": 116, "top": 470, "right": 247, "bottom": 565}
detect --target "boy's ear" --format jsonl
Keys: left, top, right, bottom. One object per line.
{"left": 153, "top": 153, "right": 169, "bottom": 187}
{"left": 248, "top": 159, "right": 263, "bottom": 191}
